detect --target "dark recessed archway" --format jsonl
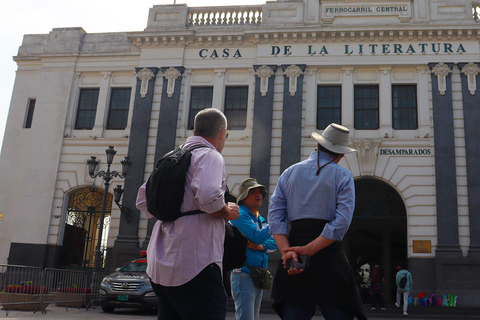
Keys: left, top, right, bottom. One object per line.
{"left": 344, "top": 177, "right": 407, "bottom": 303}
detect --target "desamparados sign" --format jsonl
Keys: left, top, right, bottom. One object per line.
{"left": 379, "top": 148, "right": 432, "bottom": 156}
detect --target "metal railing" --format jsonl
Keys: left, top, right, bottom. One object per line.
{"left": 188, "top": 6, "right": 262, "bottom": 26}
{"left": 0, "top": 264, "right": 107, "bottom": 316}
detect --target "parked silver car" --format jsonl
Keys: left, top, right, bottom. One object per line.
{"left": 99, "top": 252, "right": 157, "bottom": 312}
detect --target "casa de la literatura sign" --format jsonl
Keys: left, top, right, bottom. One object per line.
{"left": 194, "top": 42, "right": 475, "bottom": 60}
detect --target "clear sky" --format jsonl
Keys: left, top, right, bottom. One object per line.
{"left": 0, "top": 0, "right": 265, "bottom": 154}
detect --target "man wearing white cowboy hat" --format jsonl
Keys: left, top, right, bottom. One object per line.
{"left": 268, "top": 123, "right": 366, "bottom": 320}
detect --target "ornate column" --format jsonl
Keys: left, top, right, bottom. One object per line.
{"left": 304, "top": 68, "right": 318, "bottom": 132}
{"left": 92, "top": 72, "right": 112, "bottom": 137}
{"left": 112, "top": 67, "right": 159, "bottom": 266}
{"left": 428, "top": 62, "right": 461, "bottom": 258}
{"left": 154, "top": 67, "right": 185, "bottom": 162}
{"left": 251, "top": 65, "right": 277, "bottom": 216}
{"left": 417, "top": 67, "right": 431, "bottom": 138}
{"left": 280, "top": 64, "right": 306, "bottom": 173}
{"left": 379, "top": 67, "right": 392, "bottom": 138}
{"left": 459, "top": 62, "right": 480, "bottom": 258}
{"left": 341, "top": 67, "right": 355, "bottom": 130}
{"left": 140, "top": 67, "right": 185, "bottom": 248}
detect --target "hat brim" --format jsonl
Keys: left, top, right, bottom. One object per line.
{"left": 312, "top": 132, "right": 356, "bottom": 154}
{"left": 237, "top": 184, "right": 267, "bottom": 204}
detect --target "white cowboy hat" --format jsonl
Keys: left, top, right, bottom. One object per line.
{"left": 312, "top": 123, "right": 356, "bottom": 154}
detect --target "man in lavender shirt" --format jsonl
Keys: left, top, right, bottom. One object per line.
{"left": 136, "top": 108, "right": 239, "bottom": 320}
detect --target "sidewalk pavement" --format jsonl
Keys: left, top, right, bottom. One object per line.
{"left": 2, "top": 304, "right": 480, "bottom": 319}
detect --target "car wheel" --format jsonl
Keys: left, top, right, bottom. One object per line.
{"left": 102, "top": 305, "right": 115, "bottom": 313}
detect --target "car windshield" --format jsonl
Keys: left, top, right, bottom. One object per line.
{"left": 121, "top": 259, "right": 147, "bottom": 272}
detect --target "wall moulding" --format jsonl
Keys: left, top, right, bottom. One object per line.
{"left": 128, "top": 28, "right": 480, "bottom": 49}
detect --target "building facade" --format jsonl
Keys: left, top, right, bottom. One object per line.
{"left": 1, "top": 0, "right": 480, "bottom": 306}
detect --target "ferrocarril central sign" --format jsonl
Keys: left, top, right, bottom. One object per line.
{"left": 325, "top": 5, "right": 408, "bottom": 14}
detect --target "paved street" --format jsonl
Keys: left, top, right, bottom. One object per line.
{"left": 2, "top": 304, "right": 480, "bottom": 320}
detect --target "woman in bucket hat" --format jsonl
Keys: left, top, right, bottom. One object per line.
{"left": 229, "top": 178, "right": 278, "bottom": 320}
{"left": 268, "top": 124, "right": 366, "bottom": 320}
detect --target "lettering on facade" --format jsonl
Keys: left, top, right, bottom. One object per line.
{"left": 198, "top": 48, "right": 242, "bottom": 59}
{"left": 271, "top": 43, "right": 466, "bottom": 56}
{"left": 379, "top": 149, "right": 432, "bottom": 156}
{"left": 325, "top": 6, "right": 408, "bottom": 14}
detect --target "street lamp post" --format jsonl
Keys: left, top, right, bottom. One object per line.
{"left": 87, "top": 146, "right": 132, "bottom": 272}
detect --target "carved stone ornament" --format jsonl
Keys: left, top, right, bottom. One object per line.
{"left": 284, "top": 65, "right": 303, "bottom": 97}
{"left": 431, "top": 63, "right": 451, "bottom": 96}
{"left": 353, "top": 139, "right": 382, "bottom": 176}
{"left": 255, "top": 65, "right": 274, "bottom": 97}
{"left": 163, "top": 67, "right": 182, "bottom": 98}
{"left": 461, "top": 62, "right": 480, "bottom": 95}
{"left": 136, "top": 68, "right": 155, "bottom": 99}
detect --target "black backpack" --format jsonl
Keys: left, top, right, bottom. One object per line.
{"left": 399, "top": 273, "right": 408, "bottom": 289}
{"left": 222, "top": 188, "right": 247, "bottom": 271}
{"left": 145, "top": 145, "right": 206, "bottom": 222}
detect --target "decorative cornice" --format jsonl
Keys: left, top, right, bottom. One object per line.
{"left": 431, "top": 62, "right": 452, "bottom": 96}
{"left": 461, "top": 62, "right": 480, "bottom": 95}
{"left": 128, "top": 28, "right": 480, "bottom": 48}
{"left": 283, "top": 65, "right": 304, "bottom": 97}
{"left": 135, "top": 68, "right": 156, "bottom": 99}
{"left": 255, "top": 65, "right": 275, "bottom": 97}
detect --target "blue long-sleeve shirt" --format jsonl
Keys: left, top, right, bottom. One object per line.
{"left": 230, "top": 204, "right": 277, "bottom": 272}
{"left": 268, "top": 151, "right": 355, "bottom": 241}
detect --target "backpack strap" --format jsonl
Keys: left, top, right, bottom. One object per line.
{"left": 177, "top": 144, "right": 208, "bottom": 219}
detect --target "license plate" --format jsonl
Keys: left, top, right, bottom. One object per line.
{"left": 117, "top": 295, "right": 129, "bottom": 301}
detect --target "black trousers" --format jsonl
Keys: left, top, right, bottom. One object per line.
{"left": 151, "top": 263, "right": 227, "bottom": 320}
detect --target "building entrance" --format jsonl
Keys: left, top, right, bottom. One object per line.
{"left": 344, "top": 177, "right": 407, "bottom": 304}
{"left": 61, "top": 188, "right": 112, "bottom": 269}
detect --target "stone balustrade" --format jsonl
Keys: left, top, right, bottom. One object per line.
{"left": 474, "top": 1, "right": 480, "bottom": 21}
{"left": 188, "top": 6, "right": 263, "bottom": 27}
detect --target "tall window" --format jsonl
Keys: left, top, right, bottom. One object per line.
{"left": 317, "top": 86, "right": 341, "bottom": 130}
{"left": 75, "top": 89, "right": 99, "bottom": 130}
{"left": 24, "top": 99, "right": 36, "bottom": 129}
{"left": 224, "top": 86, "right": 248, "bottom": 130}
{"left": 354, "top": 85, "right": 379, "bottom": 129}
{"left": 188, "top": 87, "right": 213, "bottom": 130}
{"left": 106, "top": 88, "right": 131, "bottom": 130}
{"left": 392, "top": 85, "right": 417, "bottom": 130}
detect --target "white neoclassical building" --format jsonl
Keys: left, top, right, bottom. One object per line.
{"left": 1, "top": 0, "right": 480, "bottom": 306}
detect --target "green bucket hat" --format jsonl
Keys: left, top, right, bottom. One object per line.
{"left": 237, "top": 178, "right": 267, "bottom": 204}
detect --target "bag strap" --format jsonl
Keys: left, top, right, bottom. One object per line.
{"left": 177, "top": 144, "right": 208, "bottom": 219}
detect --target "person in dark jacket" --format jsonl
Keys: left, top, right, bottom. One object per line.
{"left": 229, "top": 178, "right": 277, "bottom": 320}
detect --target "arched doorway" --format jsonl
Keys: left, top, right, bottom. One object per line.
{"left": 344, "top": 177, "right": 407, "bottom": 303}
{"left": 61, "top": 187, "right": 113, "bottom": 269}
